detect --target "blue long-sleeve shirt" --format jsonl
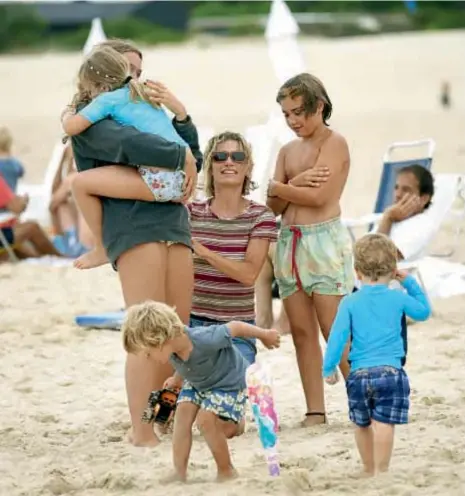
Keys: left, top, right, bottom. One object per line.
{"left": 323, "top": 275, "right": 431, "bottom": 377}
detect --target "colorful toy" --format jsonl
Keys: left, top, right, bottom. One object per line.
{"left": 246, "top": 362, "right": 280, "bottom": 476}
{"left": 141, "top": 388, "right": 179, "bottom": 426}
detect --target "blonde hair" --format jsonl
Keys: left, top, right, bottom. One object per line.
{"left": 203, "top": 131, "right": 256, "bottom": 198}
{"left": 0, "top": 127, "right": 13, "bottom": 154}
{"left": 122, "top": 301, "right": 185, "bottom": 354}
{"left": 354, "top": 233, "right": 398, "bottom": 281}
{"left": 97, "top": 38, "right": 143, "bottom": 60}
{"left": 70, "top": 45, "right": 154, "bottom": 109}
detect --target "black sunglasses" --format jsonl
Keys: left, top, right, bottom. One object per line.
{"left": 212, "top": 151, "right": 246, "bottom": 163}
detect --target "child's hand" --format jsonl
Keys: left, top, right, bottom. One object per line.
{"left": 324, "top": 372, "right": 339, "bottom": 386}
{"left": 259, "top": 329, "right": 281, "bottom": 350}
{"left": 163, "top": 376, "right": 183, "bottom": 391}
{"left": 395, "top": 269, "right": 409, "bottom": 282}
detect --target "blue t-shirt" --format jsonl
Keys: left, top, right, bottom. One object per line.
{"left": 0, "top": 157, "right": 24, "bottom": 192}
{"left": 79, "top": 86, "right": 188, "bottom": 149}
{"left": 170, "top": 324, "right": 248, "bottom": 392}
{"left": 323, "top": 275, "right": 431, "bottom": 377}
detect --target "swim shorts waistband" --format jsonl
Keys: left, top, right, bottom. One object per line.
{"left": 280, "top": 217, "right": 342, "bottom": 235}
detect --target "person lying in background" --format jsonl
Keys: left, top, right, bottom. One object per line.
{"left": 0, "top": 175, "right": 63, "bottom": 259}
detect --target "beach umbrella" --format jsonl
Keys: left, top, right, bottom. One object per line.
{"left": 83, "top": 17, "right": 107, "bottom": 56}
{"left": 265, "top": 0, "right": 305, "bottom": 84}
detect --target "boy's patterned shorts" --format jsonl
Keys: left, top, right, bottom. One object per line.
{"left": 346, "top": 366, "right": 410, "bottom": 427}
{"left": 178, "top": 382, "right": 247, "bottom": 424}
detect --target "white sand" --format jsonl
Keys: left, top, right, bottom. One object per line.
{"left": 1, "top": 30, "right": 465, "bottom": 495}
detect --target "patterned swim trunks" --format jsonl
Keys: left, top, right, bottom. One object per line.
{"left": 178, "top": 382, "right": 247, "bottom": 424}
{"left": 346, "top": 366, "right": 410, "bottom": 427}
{"left": 139, "top": 166, "right": 184, "bottom": 202}
{"left": 274, "top": 218, "right": 354, "bottom": 299}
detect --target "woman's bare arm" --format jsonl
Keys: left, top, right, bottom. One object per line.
{"left": 193, "top": 237, "right": 270, "bottom": 287}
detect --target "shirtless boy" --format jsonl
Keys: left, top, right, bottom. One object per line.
{"left": 267, "top": 73, "right": 354, "bottom": 426}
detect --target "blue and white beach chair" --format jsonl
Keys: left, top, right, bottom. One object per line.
{"left": 344, "top": 138, "right": 436, "bottom": 241}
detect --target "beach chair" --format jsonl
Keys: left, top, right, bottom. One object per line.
{"left": 16, "top": 141, "right": 67, "bottom": 227}
{"left": 345, "top": 139, "right": 436, "bottom": 242}
{"left": 344, "top": 173, "right": 463, "bottom": 313}
{"left": 0, "top": 212, "right": 19, "bottom": 263}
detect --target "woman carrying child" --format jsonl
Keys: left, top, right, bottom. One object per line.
{"left": 67, "top": 39, "right": 202, "bottom": 448}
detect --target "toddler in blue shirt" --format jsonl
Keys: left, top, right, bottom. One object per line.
{"left": 61, "top": 46, "right": 197, "bottom": 270}
{"left": 122, "top": 300, "right": 281, "bottom": 483}
{"left": 323, "top": 233, "right": 431, "bottom": 476}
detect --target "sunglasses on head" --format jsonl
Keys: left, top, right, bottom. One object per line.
{"left": 212, "top": 151, "right": 246, "bottom": 163}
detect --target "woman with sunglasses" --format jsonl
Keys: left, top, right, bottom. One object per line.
{"left": 169, "top": 131, "right": 277, "bottom": 437}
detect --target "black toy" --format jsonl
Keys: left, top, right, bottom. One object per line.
{"left": 141, "top": 388, "right": 179, "bottom": 425}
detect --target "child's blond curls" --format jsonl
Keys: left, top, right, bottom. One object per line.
{"left": 354, "top": 233, "right": 398, "bottom": 281}
{"left": 122, "top": 301, "right": 185, "bottom": 354}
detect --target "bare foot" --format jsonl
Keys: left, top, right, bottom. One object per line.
{"left": 351, "top": 468, "right": 374, "bottom": 479}
{"left": 126, "top": 428, "right": 160, "bottom": 448}
{"left": 301, "top": 413, "right": 326, "bottom": 427}
{"left": 73, "top": 246, "right": 108, "bottom": 270}
{"left": 216, "top": 468, "right": 238, "bottom": 482}
{"left": 160, "top": 471, "right": 186, "bottom": 484}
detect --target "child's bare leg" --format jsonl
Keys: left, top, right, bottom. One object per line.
{"left": 220, "top": 418, "right": 245, "bottom": 439}
{"left": 161, "top": 402, "right": 199, "bottom": 483}
{"left": 354, "top": 425, "right": 375, "bottom": 476}
{"left": 71, "top": 166, "right": 153, "bottom": 269}
{"left": 197, "top": 411, "right": 237, "bottom": 481}
{"left": 372, "top": 420, "right": 395, "bottom": 473}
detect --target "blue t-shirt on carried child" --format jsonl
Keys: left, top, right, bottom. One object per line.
{"left": 170, "top": 324, "right": 248, "bottom": 392}
{"left": 78, "top": 86, "right": 188, "bottom": 148}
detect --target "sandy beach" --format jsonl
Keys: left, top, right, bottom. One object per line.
{"left": 1, "top": 30, "right": 465, "bottom": 495}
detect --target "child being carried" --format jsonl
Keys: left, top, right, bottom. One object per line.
{"left": 62, "top": 45, "right": 197, "bottom": 270}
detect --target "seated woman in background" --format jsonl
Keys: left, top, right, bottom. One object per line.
{"left": 0, "top": 127, "right": 24, "bottom": 192}
{"left": 0, "top": 175, "right": 63, "bottom": 259}
{"left": 181, "top": 131, "right": 277, "bottom": 438}
{"left": 49, "top": 142, "right": 92, "bottom": 258}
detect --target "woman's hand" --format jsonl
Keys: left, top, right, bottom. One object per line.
{"left": 259, "top": 329, "right": 281, "bottom": 350}
{"left": 144, "top": 80, "right": 187, "bottom": 121}
{"left": 182, "top": 148, "right": 197, "bottom": 203}
{"left": 192, "top": 239, "right": 208, "bottom": 258}
{"left": 289, "top": 166, "right": 330, "bottom": 188}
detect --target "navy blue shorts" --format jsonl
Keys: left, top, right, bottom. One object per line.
{"left": 189, "top": 315, "right": 257, "bottom": 365}
{"left": 346, "top": 366, "right": 410, "bottom": 427}
{"left": 1, "top": 227, "right": 14, "bottom": 245}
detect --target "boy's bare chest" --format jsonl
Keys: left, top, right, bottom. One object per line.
{"left": 285, "top": 144, "right": 321, "bottom": 179}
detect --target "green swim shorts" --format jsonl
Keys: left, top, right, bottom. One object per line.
{"left": 274, "top": 218, "right": 355, "bottom": 299}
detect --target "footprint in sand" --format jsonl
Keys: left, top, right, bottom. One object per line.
{"left": 15, "top": 385, "right": 33, "bottom": 394}
{"left": 33, "top": 414, "right": 59, "bottom": 424}
{"left": 420, "top": 396, "right": 445, "bottom": 406}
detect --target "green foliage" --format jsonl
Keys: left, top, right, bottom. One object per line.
{"left": 47, "top": 17, "right": 186, "bottom": 52}
{"left": 0, "top": 5, "right": 47, "bottom": 53}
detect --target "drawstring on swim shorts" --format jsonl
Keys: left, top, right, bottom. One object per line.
{"left": 289, "top": 226, "right": 303, "bottom": 292}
